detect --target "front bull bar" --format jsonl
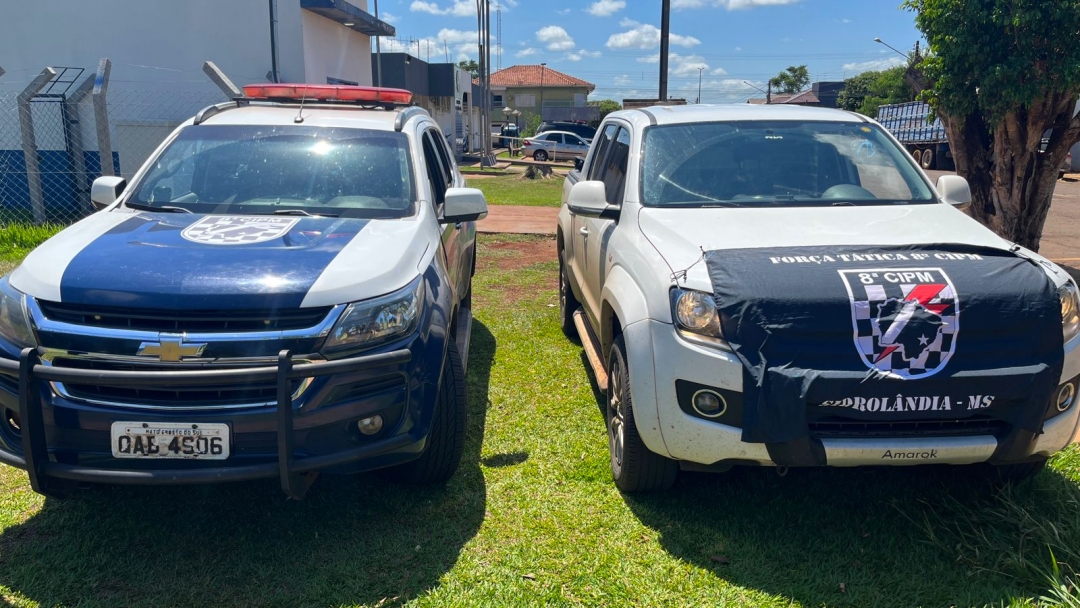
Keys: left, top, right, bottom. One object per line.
{"left": 0, "top": 347, "right": 412, "bottom": 499}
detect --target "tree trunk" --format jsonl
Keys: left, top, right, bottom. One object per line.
{"left": 907, "top": 68, "right": 1080, "bottom": 252}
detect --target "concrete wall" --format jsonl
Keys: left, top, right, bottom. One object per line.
{"left": 300, "top": 9, "right": 372, "bottom": 85}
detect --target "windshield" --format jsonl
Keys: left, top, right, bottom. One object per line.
{"left": 640, "top": 120, "right": 935, "bottom": 208}
{"left": 129, "top": 125, "right": 416, "bottom": 218}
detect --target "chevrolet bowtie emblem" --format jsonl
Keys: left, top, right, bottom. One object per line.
{"left": 136, "top": 336, "right": 207, "bottom": 362}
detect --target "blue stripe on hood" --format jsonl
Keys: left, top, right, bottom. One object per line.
{"left": 59, "top": 213, "right": 369, "bottom": 309}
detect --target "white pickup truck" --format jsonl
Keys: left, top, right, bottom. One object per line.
{"left": 557, "top": 104, "right": 1080, "bottom": 492}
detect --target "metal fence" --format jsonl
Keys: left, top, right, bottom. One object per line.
{"left": 0, "top": 61, "right": 233, "bottom": 226}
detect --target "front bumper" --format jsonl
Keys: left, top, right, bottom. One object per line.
{"left": 626, "top": 319, "right": 1080, "bottom": 469}
{"left": 0, "top": 347, "right": 423, "bottom": 498}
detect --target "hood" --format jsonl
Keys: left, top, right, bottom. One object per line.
{"left": 637, "top": 204, "right": 1014, "bottom": 291}
{"left": 12, "top": 211, "right": 430, "bottom": 310}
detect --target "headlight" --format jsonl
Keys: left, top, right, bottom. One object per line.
{"left": 322, "top": 276, "right": 424, "bottom": 356}
{"left": 0, "top": 276, "right": 34, "bottom": 348}
{"left": 671, "top": 288, "right": 722, "bottom": 338}
{"left": 1060, "top": 282, "right": 1080, "bottom": 342}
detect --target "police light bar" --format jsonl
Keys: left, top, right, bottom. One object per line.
{"left": 242, "top": 84, "right": 413, "bottom": 105}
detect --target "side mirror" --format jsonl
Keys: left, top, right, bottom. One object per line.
{"left": 937, "top": 175, "right": 971, "bottom": 211}
{"left": 90, "top": 176, "right": 127, "bottom": 210}
{"left": 573, "top": 157, "right": 584, "bottom": 172}
{"left": 567, "top": 180, "right": 619, "bottom": 220}
{"left": 441, "top": 187, "right": 488, "bottom": 224}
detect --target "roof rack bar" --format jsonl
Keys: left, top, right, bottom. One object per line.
{"left": 395, "top": 106, "right": 429, "bottom": 132}
{"left": 193, "top": 100, "right": 243, "bottom": 125}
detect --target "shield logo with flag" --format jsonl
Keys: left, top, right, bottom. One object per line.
{"left": 181, "top": 216, "right": 300, "bottom": 245}
{"left": 838, "top": 268, "right": 960, "bottom": 379}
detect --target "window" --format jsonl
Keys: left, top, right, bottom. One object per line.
{"left": 597, "top": 128, "right": 630, "bottom": 204}
{"left": 130, "top": 125, "right": 416, "bottom": 218}
{"left": 639, "top": 121, "right": 934, "bottom": 208}
{"left": 548, "top": 133, "right": 565, "bottom": 145}
{"left": 587, "top": 124, "right": 619, "bottom": 181}
{"left": 422, "top": 130, "right": 450, "bottom": 205}
{"left": 515, "top": 94, "right": 536, "bottom": 108}
{"left": 493, "top": 94, "right": 504, "bottom": 107}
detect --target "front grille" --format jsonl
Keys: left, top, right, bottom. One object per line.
{"left": 808, "top": 416, "right": 1009, "bottom": 439}
{"left": 37, "top": 301, "right": 333, "bottom": 333}
{"left": 51, "top": 357, "right": 304, "bottom": 409}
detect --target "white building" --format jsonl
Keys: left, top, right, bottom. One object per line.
{"left": 0, "top": 0, "right": 393, "bottom": 219}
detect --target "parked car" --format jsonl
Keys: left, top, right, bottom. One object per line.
{"left": 559, "top": 104, "right": 1080, "bottom": 492}
{"left": 0, "top": 84, "right": 488, "bottom": 499}
{"left": 539, "top": 121, "right": 597, "bottom": 142}
{"left": 523, "top": 131, "right": 591, "bottom": 162}
{"left": 499, "top": 123, "right": 520, "bottom": 148}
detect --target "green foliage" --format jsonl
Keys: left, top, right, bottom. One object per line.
{"left": 457, "top": 59, "right": 480, "bottom": 79}
{"left": 769, "top": 65, "right": 810, "bottom": 95}
{"left": 522, "top": 114, "right": 542, "bottom": 138}
{"left": 837, "top": 66, "right": 914, "bottom": 118}
{"left": 589, "top": 99, "right": 622, "bottom": 122}
{"left": 905, "top": 0, "right": 1080, "bottom": 123}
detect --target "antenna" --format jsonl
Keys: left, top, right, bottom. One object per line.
{"left": 294, "top": 85, "right": 309, "bottom": 123}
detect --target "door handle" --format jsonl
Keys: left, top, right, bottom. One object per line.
{"left": 579, "top": 227, "right": 589, "bottom": 236}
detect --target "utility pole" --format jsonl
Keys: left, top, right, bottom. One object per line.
{"left": 374, "top": 0, "right": 382, "bottom": 86}
{"left": 539, "top": 62, "right": 547, "bottom": 122}
{"left": 659, "top": 0, "right": 670, "bottom": 100}
{"left": 696, "top": 67, "right": 703, "bottom": 104}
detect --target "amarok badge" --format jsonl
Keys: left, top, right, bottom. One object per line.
{"left": 838, "top": 268, "right": 959, "bottom": 379}
{"left": 181, "top": 216, "right": 300, "bottom": 245}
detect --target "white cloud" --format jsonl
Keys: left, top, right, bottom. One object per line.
{"left": 566, "top": 49, "right": 602, "bottom": 61}
{"left": 587, "top": 0, "right": 626, "bottom": 16}
{"left": 712, "top": 67, "right": 728, "bottom": 75}
{"left": 516, "top": 47, "right": 539, "bottom": 58}
{"left": 378, "top": 11, "right": 398, "bottom": 23}
{"left": 382, "top": 29, "right": 502, "bottom": 62}
{"left": 537, "top": 25, "right": 575, "bottom": 51}
{"left": 840, "top": 18, "right": 852, "bottom": 23}
{"left": 606, "top": 19, "right": 700, "bottom": 49}
{"left": 556, "top": 8, "right": 571, "bottom": 15}
{"left": 613, "top": 74, "right": 633, "bottom": 86}
{"left": 409, "top": 0, "right": 475, "bottom": 17}
{"left": 842, "top": 57, "right": 906, "bottom": 73}
{"left": 636, "top": 54, "right": 659, "bottom": 64}
{"left": 669, "top": 53, "right": 709, "bottom": 76}
{"left": 673, "top": 0, "right": 803, "bottom": 8}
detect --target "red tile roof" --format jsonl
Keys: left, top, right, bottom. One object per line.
{"left": 484, "top": 65, "right": 595, "bottom": 90}
{"left": 782, "top": 89, "right": 820, "bottom": 104}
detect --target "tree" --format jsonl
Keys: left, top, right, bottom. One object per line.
{"left": 457, "top": 60, "right": 480, "bottom": 79}
{"left": 837, "top": 67, "right": 914, "bottom": 118}
{"left": 769, "top": 65, "right": 810, "bottom": 95}
{"left": 905, "top": 0, "right": 1080, "bottom": 251}
{"left": 588, "top": 99, "right": 622, "bottom": 123}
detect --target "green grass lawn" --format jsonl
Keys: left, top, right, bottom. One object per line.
{"left": 0, "top": 232, "right": 1079, "bottom": 606}
{"left": 467, "top": 174, "right": 564, "bottom": 207}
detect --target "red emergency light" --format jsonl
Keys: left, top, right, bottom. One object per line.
{"left": 242, "top": 84, "right": 413, "bottom": 105}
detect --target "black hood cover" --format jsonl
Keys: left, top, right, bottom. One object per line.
{"left": 704, "top": 244, "right": 1064, "bottom": 445}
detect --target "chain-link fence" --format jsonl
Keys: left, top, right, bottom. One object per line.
{"left": 0, "top": 65, "right": 229, "bottom": 226}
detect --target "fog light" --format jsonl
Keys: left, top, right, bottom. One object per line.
{"left": 692, "top": 390, "right": 727, "bottom": 418}
{"left": 357, "top": 415, "right": 384, "bottom": 435}
{"left": 1057, "top": 383, "right": 1076, "bottom": 413}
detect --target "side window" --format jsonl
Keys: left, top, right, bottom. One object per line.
{"left": 549, "top": 133, "right": 565, "bottom": 145}
{"left": 587, "top": 124, "right": 619, "bottom": 181}
{"left": 422, "top": 131, "right": 449, "bottom": 205}
{"left": 597, "top": 127, "right": 631, "bottom": 204}
{"left": 432, "top": 130, "right": 456, "bottom": 184}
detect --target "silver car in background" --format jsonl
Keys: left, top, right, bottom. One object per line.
{"left": 523, "top": 131, "right": 591, "bottom": 162}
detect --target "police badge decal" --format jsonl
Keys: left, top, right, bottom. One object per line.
{"left": 181, "top": 216, "right": 300, "bottom": 245}
{"left": 838, "top": 268, "right": 960, "bottom": 379}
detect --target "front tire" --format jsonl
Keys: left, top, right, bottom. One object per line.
{"left": 534, "top": 149, "right": 549, "bottom": 162}
{"left": 607, "top": 336, "right": 678, "bottom": 492}
{"left": 381, "top": 338, "right": 467, "bottom": 484}
{"left": 558, "top": 245, "right": 579, "bottom": 340}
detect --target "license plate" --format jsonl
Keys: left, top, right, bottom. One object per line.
{"left": 110, "top": 422, "right": 230, "bottom": 460}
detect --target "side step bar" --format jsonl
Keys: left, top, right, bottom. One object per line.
{"left": 573, "top": 309, "right": 609, "bottom": 393}
{"left": 456, "top": 305, "right": 474, "bottom": 373}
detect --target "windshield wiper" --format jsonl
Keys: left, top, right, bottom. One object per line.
{"left": 272, "top": 209, "right": 339, "bottom": 217}
{"left": 125, "top": 201, "right": 192, "bottom": 213}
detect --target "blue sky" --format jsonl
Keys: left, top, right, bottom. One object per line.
{"left": 373, "top": 0, "right": 923, "bottom": 103}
